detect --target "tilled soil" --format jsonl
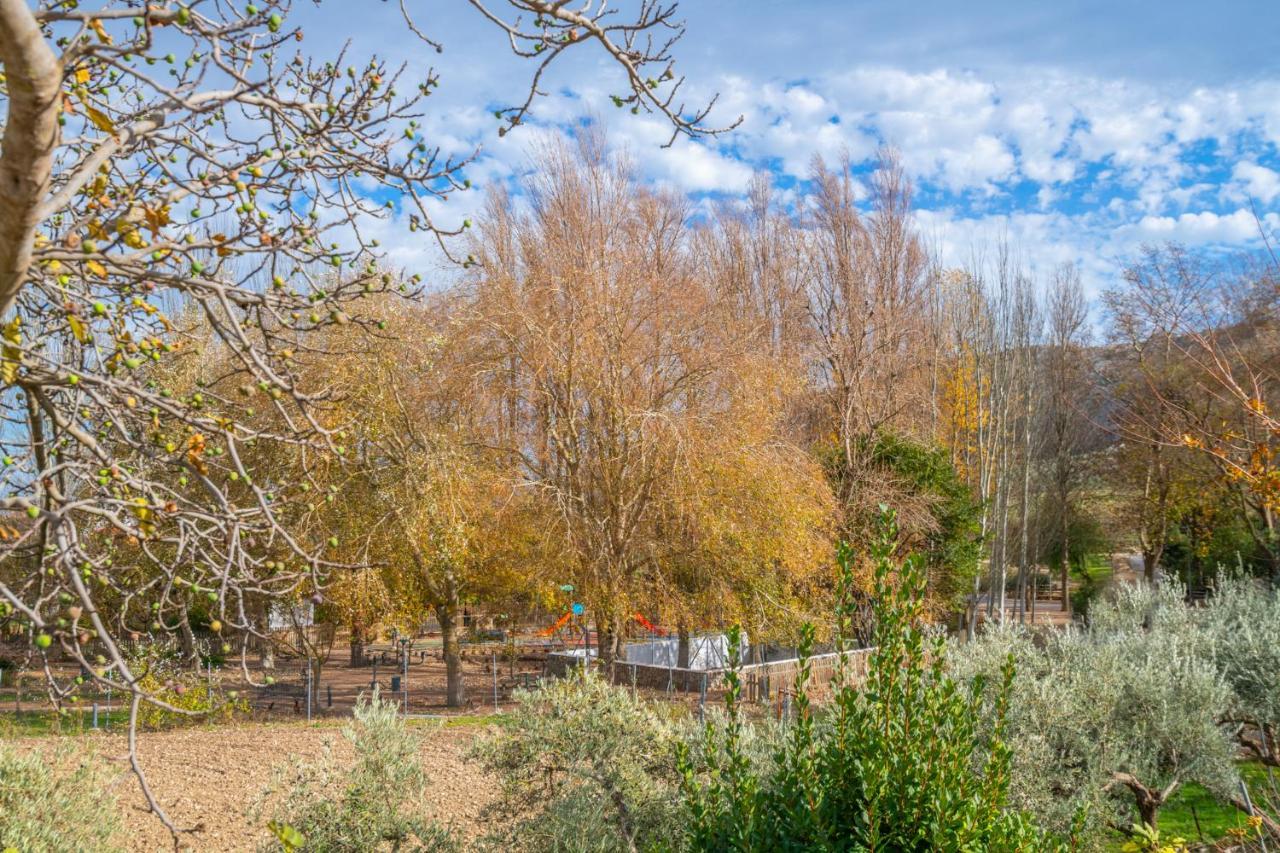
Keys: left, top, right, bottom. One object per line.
{"left": 27, "top": 720, "right": 496, "bottom": 852}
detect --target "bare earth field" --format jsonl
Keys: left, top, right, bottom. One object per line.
{"left": 28, "top": 720, "right": 496, "bottom": 852}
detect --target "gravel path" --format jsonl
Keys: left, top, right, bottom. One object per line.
{"left": 28, "top": 719, "right": 496, "bottom": 851}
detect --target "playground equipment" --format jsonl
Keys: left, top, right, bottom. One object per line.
{"left": 632, "top": 612, "right": 665, "bottom": 636}
{"left": 539, "top": 610, "right": 575, "bottom": 637}
{"left": 539, "top": 608, "right": 667, "bottom": 638}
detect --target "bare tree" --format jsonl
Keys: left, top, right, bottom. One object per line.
{"left": 0, "top": 1, "right": 731, "bottom": 839}
{"left": 805, "top": 149, "right": 930, "bottom": 469}
{"left": 1107, "top": 244, "right": 1280, "bottom": 575}
{"left": 1043, "top": 263, "right": 1090, "bottom": 614}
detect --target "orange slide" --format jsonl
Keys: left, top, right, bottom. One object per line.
{"left": 540, "top": 610, "right": 665, "bottom": 637}
{"left": 632, "top": 613, "right": 665, "bottom": 636}
{"left": 539, "top": 610, "right": 575, "bottom": 637}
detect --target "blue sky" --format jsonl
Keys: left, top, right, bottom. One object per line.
{"left": 294, "top": 1, "right": 1280, "bottom": 293}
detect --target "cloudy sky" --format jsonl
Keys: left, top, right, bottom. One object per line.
{"left": 297, "top": 1, "right": 1280, "bottom": 293}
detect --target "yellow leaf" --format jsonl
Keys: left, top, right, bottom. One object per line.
{"left": 89, "top": 19, "right": 113, "bottom": 45}
{"left": 67, "top": 314, "right": 90, "bottom": 344}
{"left": 143, "top": 205, "right": 171, "bottom": 236}
{"left": 84, "top": 106, "right": 115, "bottom": 134}
{"left": 86, "top": 260, "right": 107, "bottom": 277}
{"left": 1, "top": 317, "right": 21, "bottom": 385}
{"left": 75, "top": 67, "right": 90, "bottom": 84}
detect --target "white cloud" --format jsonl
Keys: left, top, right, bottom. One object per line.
{"left": 1126, "top": 209, "right": 1278, "bottom": 244}
{"left": 1231, "top": 161, "right": 1280, "bottom": 204}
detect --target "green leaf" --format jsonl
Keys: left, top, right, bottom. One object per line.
{"left": 267, "top": 820, "right": 305, "bottom": 851}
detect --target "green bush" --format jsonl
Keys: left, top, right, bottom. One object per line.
{"left": 257, "top": 691, "right": 457, "bottom": 852}
{"left": 473, "top": 670, "right": 693, "bottom": 852}
{"left": 130, "top": 640, "right": 248, "bottom": 730}
{"left": 680, "top": 510, "right": 1067, "bottom": 851}
{"left": 0, "top": 740, "right": 121, "bottom": 852}
{"left": 821, "top": 432, "right": 984, "bottom": 614}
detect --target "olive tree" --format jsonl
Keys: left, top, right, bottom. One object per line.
{"left": 1201, "top": 577, "right": 1280, "bottom": 768}
{"left": 474, "top": 670, "right": 691, "bottom": 852}
{"left": 0, "top": 0, "right": 731, "bottom": 838}
{"left": 952, "top": 583, "right": 1239, "bottom": 842}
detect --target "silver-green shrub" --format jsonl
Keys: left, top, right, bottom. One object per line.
{"left": 473, "top": 669, "right": 703, "bottom": 853}
{"left": 1200, "top": 576, "right": 1280, "bottom": 765}
{"left": 951, "top": 581, "right": 1239, "bottom": 844}
{"left": 257, "top": 691, "right": 457, "bottom": 852}
{"left": 0, "top": 740, "right": 121, "bottom": 852}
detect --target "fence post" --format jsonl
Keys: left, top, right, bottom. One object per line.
{"left": 698, "top": 672, "right": 707, "bottom": 724}
{"left": 327, "top": 684, "right": 333, "bottom": 708}
{"left": 92, "top": 701, "right": 99, "bottom": 729}
{"left": 630, "top": 662, "right": 637, "bottom": 699}
{"left": 305, "top": 661, "right": 313, "bottom": 722}
{"left": 402, "top": 644, "right": 409, "bottom": 717}
{"left": 105, "top": 685, "right": 111, "bottom": 730}
{"left": 492, "top": 651, "right": 499, "bottom": 714}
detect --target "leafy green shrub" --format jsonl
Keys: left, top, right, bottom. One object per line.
{"left": 0, "top": 740, "right": 121, "bottom": 852}
{"left": 130, "top": 641, "right": 248, "bottom": 730}
{"left": 473, "top": 670, "right": 693, "bottom": 852}
{"left": 680, "top": 510, "right": 1067, "bottom": 851}
{"left": 821, "top": 433, "right": 984, "bottom": 615}
{"left": 257, "top": 691, "right": 457, "bottom": 852}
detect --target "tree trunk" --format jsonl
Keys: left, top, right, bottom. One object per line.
{"left": 676, "top": 625, "right": 690, "bottom": 669}
{"left": 256, "top": 608, "right": 276, "bottom": 670}
{"left": 437, "top": 601, "right": 465, "bottom": 708}
{"left": 1017, "top": 396, "right": 1033, "bottom": 624}
{"left": 1142, "top": 550, "right": 1161, "bottom": 584}
{"left": 349, "top": 633, "right": 366, "bottom": 668}
{"left": 349, "top": 618, "right": 367, "bottom": 668}
{"left": 0, "top": 0, "right": 61, "bottom": 314}
{"left": 178, "top": 609, "right": 199, "bottom": 670}
{"left": 310, "top": 658, "right": 323, "bottom": 705}
{"left": 598, "top": 621, "right": 617, "bottom": 668}
{"left": 1136, "top": 796, "right": 1159, "bottom": 829}
{"left": 1114, "top": 773, "right": 1166, "bottom": 830}
{"left": 1061, "top": 520, "right": 1072, "bottom": 616}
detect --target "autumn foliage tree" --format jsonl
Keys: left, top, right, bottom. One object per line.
{"left": 460, "top": 134, "right": 832, "bottom": 663}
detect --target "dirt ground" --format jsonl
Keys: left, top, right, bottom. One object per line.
{"left": 28, "top": 719, "right": 497, "bottom": 852}
{"left": 247, "top": 640, "right": 552, "bottom": 718}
